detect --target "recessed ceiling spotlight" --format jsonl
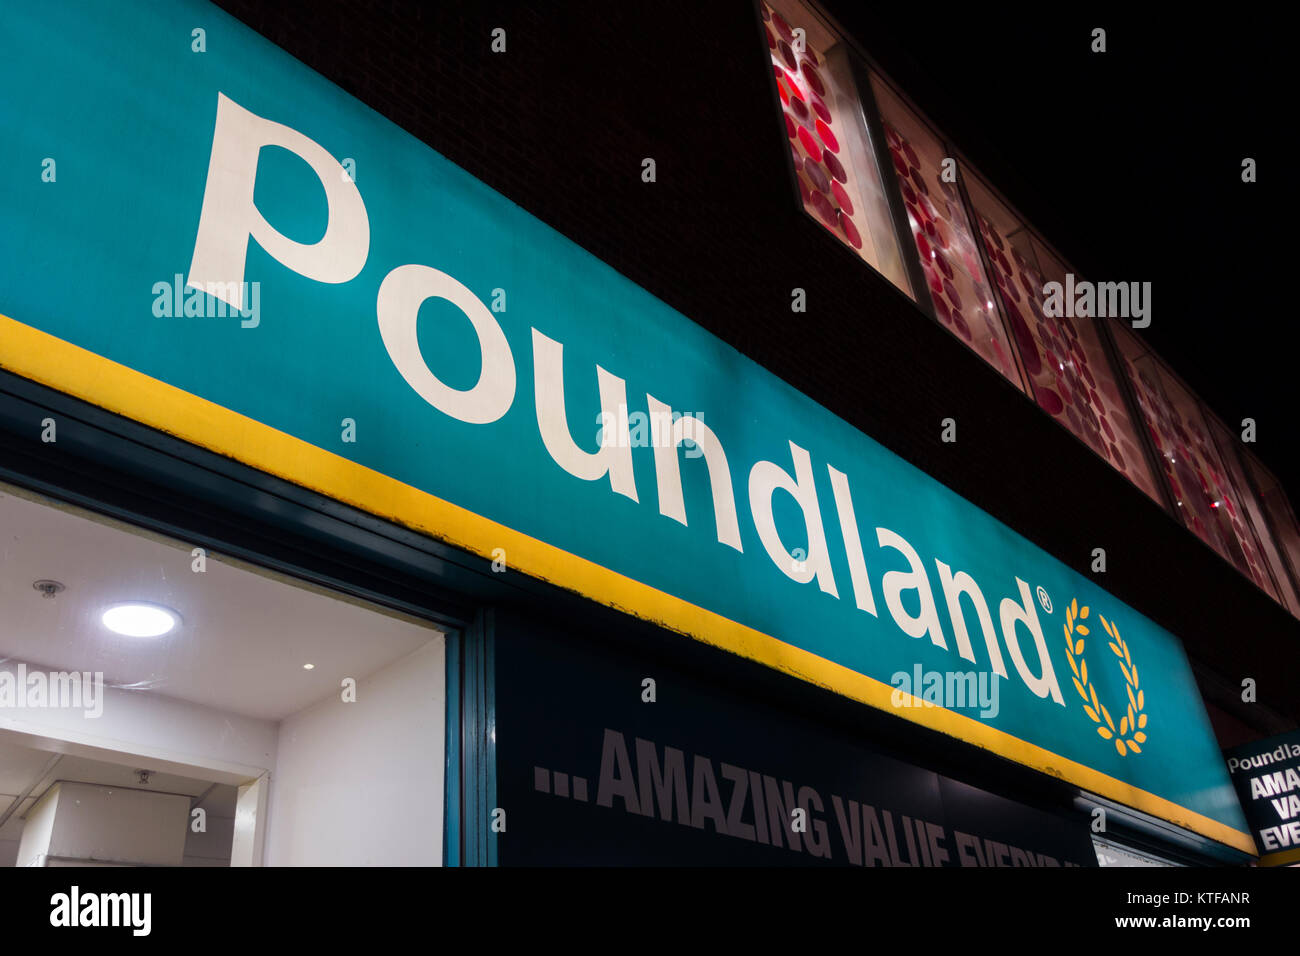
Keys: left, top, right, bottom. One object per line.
{"left": 102, "top": 603, "right": 181, "bottom": 638}
{"left": 302, "top": 663, "right": 315, "bottom": 670}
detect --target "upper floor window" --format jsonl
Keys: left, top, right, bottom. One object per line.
{"left": 762, "top": 0, "right": 912, "bottom": 295}
{"left": 963, "top": 175, "right": 1163, "bottom": 503}
{"left": 1243, "top": 455, "right": 1300, "bottom": 617}
{"left": 1113, "top": 324, "right": 1292, "bottom": 602}
{"left": 869, "top": 76, "right": 1024, "bottom": 389}
{"left": 756, "top": 0, "right": 1300, "bottom": 616}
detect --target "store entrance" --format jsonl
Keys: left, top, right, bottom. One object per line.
{"left": 0, "top": 481, "right": 447, "bottom": 867}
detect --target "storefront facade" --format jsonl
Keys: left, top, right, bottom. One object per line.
{"left": 1, "top": 0, "right": 1296, "bottom": 867}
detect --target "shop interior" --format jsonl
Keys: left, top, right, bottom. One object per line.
{"left": 0, "top": 481, "right": 445, "bottom": 866}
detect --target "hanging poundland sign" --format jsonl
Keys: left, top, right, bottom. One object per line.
{"left": 0, "top": 0, "right": 1249, "bottom": 851}
{"left": 1224, "top": 730, "right": 1300, "bottom": 865}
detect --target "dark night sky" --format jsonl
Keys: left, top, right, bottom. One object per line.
{"left": 824, "top": 3, "right": 1294, "bottom": 496}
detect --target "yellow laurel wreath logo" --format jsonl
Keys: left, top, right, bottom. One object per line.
{"left": 1062, "top": 599, "right": 1148, "bottom": 757}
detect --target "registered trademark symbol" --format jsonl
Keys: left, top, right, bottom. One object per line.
{"left": 1036, "top": 586, "right": 1052, "bottom": 613}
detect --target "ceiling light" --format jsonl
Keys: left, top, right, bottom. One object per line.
{"left": 302, "top": 663, "right": 315, "bottom": 670}
{"left": 102, "top": 603, "right": 180, "bottom": 638}
{"left": 32, "top": 579, "right": 66, "bottom": 599}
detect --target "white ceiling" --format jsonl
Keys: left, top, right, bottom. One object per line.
{"left": 0, "top": 484, "right": 442, "bottom": 721}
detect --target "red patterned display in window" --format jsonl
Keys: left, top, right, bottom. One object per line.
{"left": 878, "top": 117, "right": 1020, "bottom": 386}
{"left": 973, "top": 216, "right": 1160, "bottom": 502}
{"left": 764, "top": 3, "right": 863, "bottom": 252}
{"left": 1120, "top": 337, "right": 1278, "bottom": 593}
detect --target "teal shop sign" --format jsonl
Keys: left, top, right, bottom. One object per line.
{"left": 0, "top": 0, "right": 1251, "bottom": 850}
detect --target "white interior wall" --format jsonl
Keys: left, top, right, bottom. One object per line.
{"left": 0, "top": 657, "right": 277, "bottom": 784}
{"left": 13, "top": 784, "right": 59, "bottom": 868}
{"left": 182, "top": 784, "right": 237, "bottom": 866}
{"left": 263, "top": 638, "right": 445, "bottom": 866}
{"left": 3, "top": 638, "right": 445, "bottom": 868}
{"left": 182, "top": 814, "right": 236, "bottom": 866}
{"left": 19, "top": 781, "right": 189, "bottom": 866}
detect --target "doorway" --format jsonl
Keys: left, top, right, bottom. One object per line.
{"left": 0, "top": 480, "right": 447, "bottom": 866}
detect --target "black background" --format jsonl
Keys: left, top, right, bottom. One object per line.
{"left": 0, "top": 864, "right": 1282, "bottom": 939}
{"left": 826, "top": 3, "right": 1292, "bottom": 489}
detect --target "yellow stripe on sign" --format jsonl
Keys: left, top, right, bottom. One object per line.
{"left": 1258, "top": 845, "right": 1300, "bottom": 867}
{"left": 0, "top": 312, "right": 1258, "bottom": 857}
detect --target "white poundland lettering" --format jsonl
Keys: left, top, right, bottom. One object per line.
{"left": 186, "top": 92, "right": 1066, "bottom": 710}
{"left": 1227, "top": 742, "right": 1300, "bottom": 775}
{"left": 1260, "top": 819, "right": 1300, "bottom": 851}
{"left": 1249, "top": 766, "right": 1300, "bottom": 800}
